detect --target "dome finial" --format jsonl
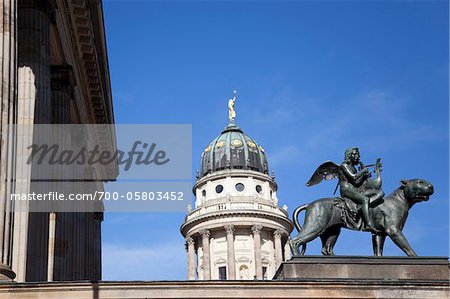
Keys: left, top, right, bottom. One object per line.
{"left": 228, "top": 89, "right": 237, "bottom": 124}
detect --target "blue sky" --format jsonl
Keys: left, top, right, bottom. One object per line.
{"left": 101, "top": 1, "right": 449, "bottom": 281}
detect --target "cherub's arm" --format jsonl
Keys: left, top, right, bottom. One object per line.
{"left": 340, "top": 163, "right": 368, "bottom": 185}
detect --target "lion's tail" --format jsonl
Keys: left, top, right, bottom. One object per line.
{"left": 292, "top": 204, "right": 309, "bottom": 255}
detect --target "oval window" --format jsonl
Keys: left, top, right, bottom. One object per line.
{"left": 256, "top": 185, "right": 262, "bottom": 193}
{"left": 216, "top": 185, "right": 224, "bottom": 194}
{"left": 235, "top": 183, "right": 245, "bottom": 192}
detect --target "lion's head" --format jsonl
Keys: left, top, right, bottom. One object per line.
{"left": 400, "top": 179, "right": 434, "bottom": 202}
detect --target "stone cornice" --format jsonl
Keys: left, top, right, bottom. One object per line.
{"left": 56, "top": 0, "right": 118, "bottom": 179}
{"left": 184, "top": 198, "right": 289, "bottom": 223}
{"left": 193, "top": 169, "right": 278, "bottom": 193}
{"left": 65, "top": 0, "right": 113, "bottom": 125}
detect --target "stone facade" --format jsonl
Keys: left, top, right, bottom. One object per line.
{"left": 0, "top": 0, "right": 116, "bottom": 282}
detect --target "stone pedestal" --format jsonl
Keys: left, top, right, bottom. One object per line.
{"left": 273, "top": 256, "right": 450, "bottom": 282}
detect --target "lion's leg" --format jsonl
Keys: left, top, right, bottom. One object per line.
{"left": 291, "top": 227, "right": 322, "bottom": 254}
{"left": 386, "top": 227, "right": 417, "bottom": 256}
{"left": 291, "top": 200, "right": 335, "bottom": 255}
{"left": 372, "top": 233, "right": 386, "bottom": 256}
{"left": 320, "top": 226, "right": 341, "bottom": 255}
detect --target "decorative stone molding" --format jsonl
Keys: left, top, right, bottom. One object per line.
{"left": 56, "top": 0, "right": 118, "bottom": 179}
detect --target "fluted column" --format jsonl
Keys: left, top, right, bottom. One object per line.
{"left": 50, "top": 64, "right": 74, "bottom": 210}
{"left": 47, "top": 212, "right": 56, "bottom": 281}
{"left": 0, "top": 0, "right": 18, "bottom": 281}
{"left": 186, "top": 236, "right": 195, "bottom": 280}
{"left": 13, "top": 0, "right": 51, "bottom": 282}
{"left": 224, "top": 225, "right": 236, "bottom": 280}
{"left": 17, "top": 0, "right": 51, "bottom": 125}
{"left": 284, "top": 236, "right": 292, "bottom": 261}
{"left": 251, "top": 225, "right": 263, "bottom": 280}
{"left": 273, "top": 230, "right": 283, "bottom": 270}
{"left": 199, "top": 230, "right": 211, "bottom": 280}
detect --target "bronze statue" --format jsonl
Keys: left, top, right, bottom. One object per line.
{"left": 306, "top": 148, "right": 384, "bottom": 231}
{"left": 290, "top": 149, "right": 434, "bottom": 257}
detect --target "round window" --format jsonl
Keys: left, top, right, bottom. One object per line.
{"left": 235, "top": 183, "right": 245, "bottom": 192}
{"left": 216, "top": 185, "right": 224, "bottom": 194}
{"left": 256, "top": 185, "right": 262, "bottom": 193}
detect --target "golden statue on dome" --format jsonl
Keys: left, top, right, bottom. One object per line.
{"left": 228, "top": 89, "right": 237, "bottom": 123}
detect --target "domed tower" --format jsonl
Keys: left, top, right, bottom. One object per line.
{"left": 181, "top": 91, "right": 293, "bottom": 280}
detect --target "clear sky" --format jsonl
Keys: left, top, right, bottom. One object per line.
{"left": 101, "top": 0, "right": 449, "bottom": 281}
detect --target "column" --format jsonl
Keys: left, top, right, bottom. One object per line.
{"left": 186, "top": 236, "right": 196, "bottom": 280}
{"left": 51, "top": 65, "right": 73, "bottom": 124}
{"left": 251, "top": 225, "right": 263, "bottom": 280}
{"left": 273, "top": 230, "right": 283, "bottom": 270}
{"left": 17, "top": 0, "right": 51, "bottom": 125}
{"left": 47, "top": 212, "right": 56, "bottom": 281}
{"left": 49, "top": 65, "right": 74, "bottom": 281}
{"left": 0, "top": 0, "right": 18, "bottom": 281}
{"left": 224, "top": 225, "right": 236, "bottom": 280}
{"left": 284, "top": 236, "right": 292, "bottom": 261}
{"left": 13, "top": 0, "right": 51, "bottom": 282}
{"left": 199, "top": 230, "right": 211, "bottom": 280}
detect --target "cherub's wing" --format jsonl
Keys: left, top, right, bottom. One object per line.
{"left": 306, "top": 161, "right": 340, "bottom": 187}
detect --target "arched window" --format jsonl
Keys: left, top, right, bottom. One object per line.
{"left": 239, "top": 265, "right": 249, "bottom": 279}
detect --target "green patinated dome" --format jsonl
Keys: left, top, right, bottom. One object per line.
{"left": 200, "top": 122, "right": 269, "bottom": 177}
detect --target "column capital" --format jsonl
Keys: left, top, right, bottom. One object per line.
{"left": 224, "top": 225, "right": 235, "bottom": 235}
{"left": 19, "top": 0, "right": 52, "bottom": 14}
{"left": 273, "top": 229, "right": 284, "bottom": 238}
{"left": 199, "top": 229, "right": 211, "bottom": 239}
{"left": 186, "top": 236, "right": 195, "bottom": 246}
{"left": 251, "top": 224, "right": 263, "bottom": 235}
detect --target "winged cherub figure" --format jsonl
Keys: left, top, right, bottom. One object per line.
{"left": 306, "top": 147, "right": 384, "bottom": 232}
